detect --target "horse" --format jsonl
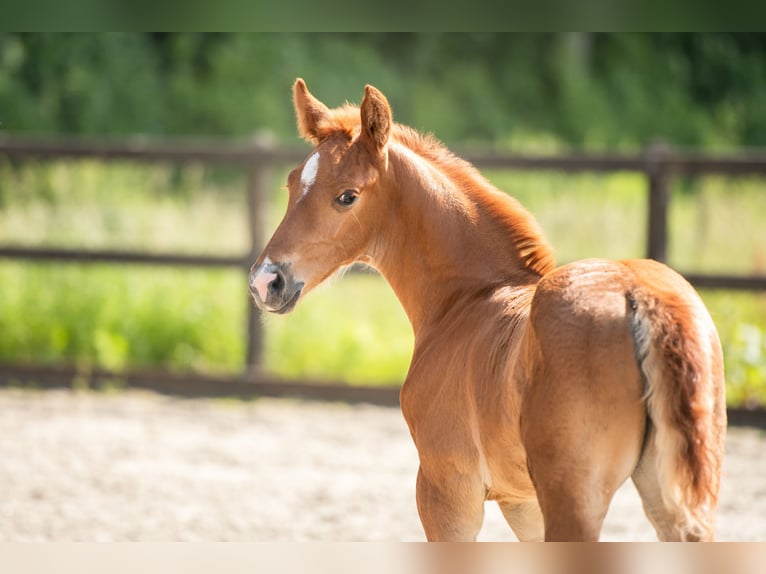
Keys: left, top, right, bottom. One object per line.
{"left": 249, "top": 79, "right": 727, "bottom": 541}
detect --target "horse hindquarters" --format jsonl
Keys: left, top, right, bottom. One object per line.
{"left": 521, "top": 259, "right": 726, "bottom": 541}
{"left": 520, "top": 261, "right": 649, "bottom": 541}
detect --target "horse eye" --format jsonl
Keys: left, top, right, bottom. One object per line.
{"left": 336, "top": 190, "right": 358, "bottom": 207}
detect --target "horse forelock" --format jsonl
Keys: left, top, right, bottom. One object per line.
{"left": 311, "top": 103, "right": 360, "bottom": 141}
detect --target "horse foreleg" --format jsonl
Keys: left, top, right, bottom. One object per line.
{"left": 415, "top": 466, "right": 485, "bottom": 541}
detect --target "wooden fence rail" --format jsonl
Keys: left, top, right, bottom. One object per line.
{"left": 1, "top": 136, "right": 765, "bottom": 417}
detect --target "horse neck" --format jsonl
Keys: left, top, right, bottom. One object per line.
{"left": 369, "top": 142, "right": 553, "bottom": 332}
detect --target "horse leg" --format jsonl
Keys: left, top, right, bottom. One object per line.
{"left": 631, "top": 425, "right": 716, "bottom": 541}
{"left": 631, "top": 427, "right": 685, "bottom": 540}
{"left": 498, "top": 499, "right": 544, "bottom": 541}
{"left": 525, "top": 452, "right": 619, "bottom": 541}
{"left": 415, "top": 466, "right": 485, "bottom": 541}
{"left": 522, "top": 372, "right": 646, "bottom": 541}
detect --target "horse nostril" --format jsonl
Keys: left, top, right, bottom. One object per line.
{"left": 268, "top": 270, "right": 285, "bottom": 296}
{"left": 251, "top": 261, "right": 303, "bottom": 312}
{"left": 251, "top": 263, "right": 283, "bottom": 302}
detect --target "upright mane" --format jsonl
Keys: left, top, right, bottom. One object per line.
{"left": 391, "top": 124, "right": 556, "bottom": 278}
{"left": 306, "top": 103, "right": 556, "bottom": 278}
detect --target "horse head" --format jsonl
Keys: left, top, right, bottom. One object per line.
{"left": 249, "top": 79, "right": 392, "bottom": 314}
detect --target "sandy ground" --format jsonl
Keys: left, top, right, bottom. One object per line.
{"left": 0, "top": 388, "right": 763, "bottom": 542}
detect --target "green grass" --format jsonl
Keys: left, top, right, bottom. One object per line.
{"left": 0, "top": 160, "right": 765, "bottom": 403}
{"left": 484, "top": 170, "right": 647, "bottom": 263}
{"left": 262, "top": 273, "right": 412, "bottom": 385}
{"left": 0, "top": 262, "right": 246, "bottom": 374}
{"left": 702, "top": 291, "right": 766, "bottom": 407}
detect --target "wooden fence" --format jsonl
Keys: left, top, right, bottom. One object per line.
{"left": 1, "top": 136, "right": 765, "bottom": 415}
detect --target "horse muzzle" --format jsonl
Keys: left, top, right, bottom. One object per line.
{"left": 249, "top": 261, "right": 304, "bottom": 314}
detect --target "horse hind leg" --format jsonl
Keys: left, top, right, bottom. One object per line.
{"left": 498, "top": 499, "right": 544, "bottom": 541}
{"left": 526, "top": 457, "right": 628, "bottom": 541}
{"left": 631, "top": 425, "right": 707, "bottom": 541}
{"left": 522, "top": 388, "right": 646, "bottom": 541}
{"left": 631, "top": 407, "right": 722, "bottom": 541}
{"left": 521, "top": 339, "right": 647, "bottom": 540}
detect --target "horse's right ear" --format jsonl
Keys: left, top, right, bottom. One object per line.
{"left": 293, "top": 78, "right": 331, "bottom": 144}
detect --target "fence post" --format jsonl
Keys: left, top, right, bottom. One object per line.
{"left": 244, "top": 135, "right": 274, "bottom": 377}
{"left": 646, "top": 142, "right": 671, "bottom": 263}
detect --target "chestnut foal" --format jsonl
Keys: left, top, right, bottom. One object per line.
{"left": 250, "top": 80, "right": 726, "bottom": 541}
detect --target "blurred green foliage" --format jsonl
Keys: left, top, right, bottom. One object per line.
{"left": 1, "top": 162, "right": 764, "bottom": 403}
{"left": 1, "top": 33, "right": 765, "bottom": 404}
{"left": 1, "top": 33, "right": 766, "bottom": 149}
{"left": 0, "top": 262, "right": 246, "bottom": 374}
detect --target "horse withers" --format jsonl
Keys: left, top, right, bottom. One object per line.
{"left": 249, "top": 79, "right": 727, "bottom": 541}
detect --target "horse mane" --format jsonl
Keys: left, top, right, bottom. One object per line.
{"left": 313, "top": 104, "right": 556, "bottom": 278}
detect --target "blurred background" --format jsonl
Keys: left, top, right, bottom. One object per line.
{"left": 0, "top": 32, "right": 765, "bottom": 406}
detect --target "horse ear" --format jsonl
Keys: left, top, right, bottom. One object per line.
{"left": 293, "top": 78, "right": 331, "bottom": 144}
{"left": 359, "top": 84, "right": 392, "bottom": 156}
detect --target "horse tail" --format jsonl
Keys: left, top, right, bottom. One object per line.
{"left": 627, "top": 269, "right": 725, "bottom": 541}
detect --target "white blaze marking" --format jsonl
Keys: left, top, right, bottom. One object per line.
{"left": 299, "top": 152, "right": 320, "bottom": 199}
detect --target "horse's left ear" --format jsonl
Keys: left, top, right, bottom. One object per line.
{"left": 359, "top": 84, "right": 392, "bottom": 157}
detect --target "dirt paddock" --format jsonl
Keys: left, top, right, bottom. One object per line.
{"left": 0, "top": 388, "right": 763, "bottom": 541}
